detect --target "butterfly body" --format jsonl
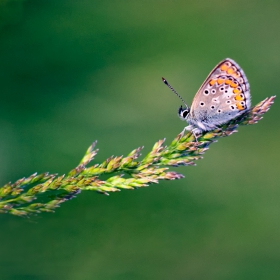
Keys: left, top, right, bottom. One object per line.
{"left": 175, "top": 58, "right": 251, "bottom": 134}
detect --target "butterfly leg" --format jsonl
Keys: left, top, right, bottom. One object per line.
{"left": 182, "top": 125, "right": 194, "bottom": 133}
{"left": 191, "top": 127, "right": 202, "bottom": 142}
{"left": 182, "top": 125, "right": 202, "bottom": 142}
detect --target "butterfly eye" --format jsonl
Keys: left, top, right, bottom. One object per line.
{"left": 217, "top": 109, "right": 222, "bottom": 113}
{"left": 204, "top": 89, "right": 209, "bottom": 95}
{"left": 226, "top": 100, "right": 231, "bottom": 104}
{"left": 211, "top": 89, "right": 216, "bottom": 94}
{"left": 178, "top": 106, "right": 189, "bottom": 119}
{"left": 220, "top": 87, "right": 224, "bottom": 91}
{"left": 225, "top": 62, "right": 231, "bottom": 67}
{"left": 238, "top": 78, "right": 244, "bottom": 83}
{"left": 230, "top": 105, "right": 235, "bottom": 110}
{"left": 200, "top": 102, "right": 205, "bottom": 107}
{"left": 237, "top": 86, "right": 242, "bottom": 91}
{"left": 210, "top": 105, "right": 215, "bottom": 110}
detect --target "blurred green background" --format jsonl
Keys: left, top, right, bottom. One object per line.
{"left": 0, "top": 0, "right": 280, "bottom": 279}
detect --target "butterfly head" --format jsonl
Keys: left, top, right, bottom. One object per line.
{"left": 178, "top": 105, "right": 189, "bottom": 120}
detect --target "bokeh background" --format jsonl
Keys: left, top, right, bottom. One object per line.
{"left": 0, "top": 0, "right": 279, "bottom": 279}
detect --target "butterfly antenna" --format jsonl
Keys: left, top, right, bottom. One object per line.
{"left": 162, "top": 77, "right": 189, "bottom": 109}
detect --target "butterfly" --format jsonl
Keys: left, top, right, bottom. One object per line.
{"left": 163, "top": 58, "right": 251, "bottom": 135}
